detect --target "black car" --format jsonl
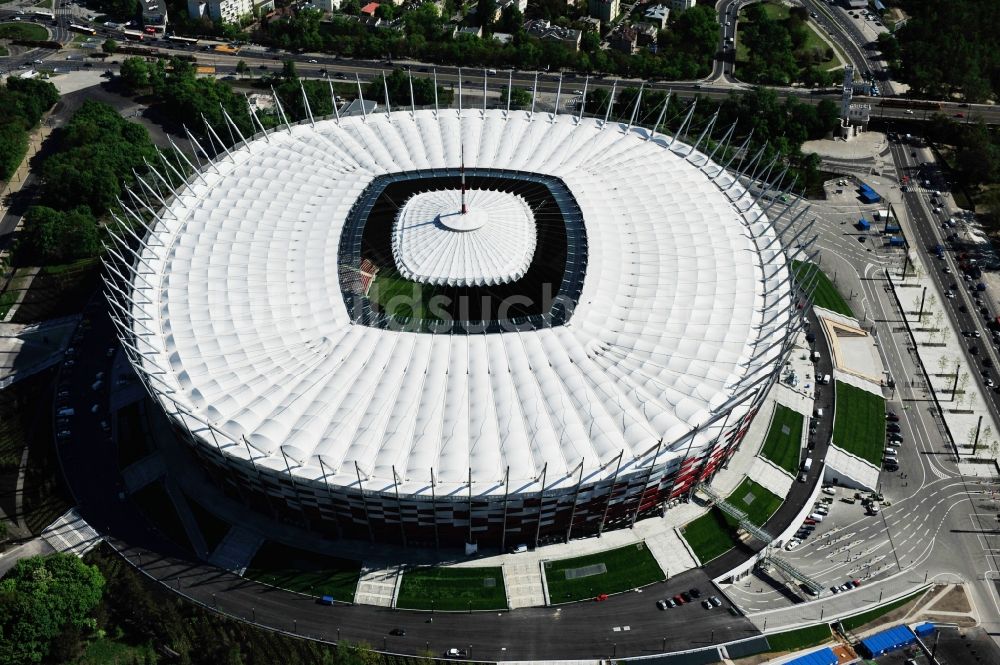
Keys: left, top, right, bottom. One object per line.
{"left": 985, "top": 357, "right": 994, "bottom": 368}
{"left": 689, "top": 587, "right": 702, "bottom": 598}
{"left": 389, "top": 628, "right": 406, "bottom": 636}
{"left": 971, "top": 346, "right": 980, "bottom": 355}
{"left": 886, "top": 423, "right": 901, "bottom": 433}
{"left": 885, "top": 463, "right": 899, "bottom": 471}
{"left": 680, "top": 591, "right": 693, "bottom": 603}
{"left": 886, "top": 412, "right": 900, "bottom": 422}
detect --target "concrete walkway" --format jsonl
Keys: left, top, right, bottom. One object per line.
{"left": 747, "top": 456, "right": 794, "bottom": 497}
{"left": 207, "top": 525, "right": 260, "bottom": 575}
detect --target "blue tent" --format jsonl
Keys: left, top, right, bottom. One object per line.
{"left": 857, "top": 218, "right": 871, "bottom": 230}
{"left": 859, "top": 625, "right": 917, "bottom": 657}
{"left": 914, "top": 622, "right": 936, "bottom": 637}
{"left": 781, "top": 647, "right": 837, "bottom": 665}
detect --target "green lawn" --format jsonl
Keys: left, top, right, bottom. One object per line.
{"left": 183, "top": 492, "right": 231, "bottom": 553}
{"left": 839, "top": 589, "right": 924, "bottom": 632}
{"left": 543, "top": 542, "right": 665, "bottom": 603}
{"left": 832, "top": 381, "right": 886, "bottom": 466}
{"left": 131, "top": 481, "right": 193, "bottom": 553}
{"left": 368, "top": 266, "right": 440, "bottom": 321}
{"left": 760, "top": 405, "right": 804, "bottom": 474}
{"left": 244, "top": 541, "right": 360, "bottom": 602}
{"left": 33, "top": 0, "right": 53, "bottom": 8}
{"left": 396, "top": 566, "right": 507, "bottom": 611}
{"left": 0, "top": 22, "right": 48, "bottom": 41}
{"left": 765, "top": 624, "right": 833, "bottom": 652}
{"left": 791, "top": 260, "right": 854, "bottom": 317}
{"left": 681, "top": 478, "right": 783, "bottom": 563}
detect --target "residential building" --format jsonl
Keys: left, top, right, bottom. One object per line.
{"left": 492, "top": 31, "right": 513, "bottom": 44}
{"left": 524, "top": 19, "right": 582, "bottom": 50}
{"left": 142, "top": 0, "right": 167, "bottom": 33}
{"left": 588, "top": 0, "right": 619, "bottom": 24}
{"left": 634, "top": 22, "right": 657, "bottom": 45}
{"left": 642, "top": 4, "right": 668, "bottom": 29}
{"left": 610, "top": 24, "right": 637, "bottom": 53}
{"left": 187, "top": 0, "right": 252, "bottom": 23}
{"left": 579, "top": 16, "right": 600, "bottom": 32}
{"left": 497, "top": 0, "right": 527, "bottom": 14}
{"left": 668, "top": 0, "right": 694, "bottom": 11}
{"left": 360, "top": 1, "right": 379, "bottom": 15}
{"left": 457, "top": 24, "right": 483, "bottom": 37}
{"left": 314, "top": 0, "right": 340, "bottom": 9}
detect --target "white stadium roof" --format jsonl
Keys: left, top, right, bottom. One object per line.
{"left": 392, "top": 188, "right": 537, "bottom": 287}
{"left": 123, "top": 109, "right": 793, "bottom": 497}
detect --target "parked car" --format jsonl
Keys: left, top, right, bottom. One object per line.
{"left": 709, "top": 596, "right": 722, "bottom": 607}
{"left": 680, "top": 591, "right": 693, "bottom": 603}
{"left": 656, "top": 599, "right": 669, "bottom": 610}
{"left": 701, "top": 599, "right": 713, "bottom": 609}
{"left": 673, "top": 594, "right": 686, "bottom": 605}
{"left": 886, "top": 423, "right": 901, "bottom": 433}
{"left": 689, "top": 587, "right": 702, "bottom": 598}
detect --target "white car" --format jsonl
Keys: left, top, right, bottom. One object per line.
{"left": 785, "top": 540, "right": 801, "bottom": 551}
{"left": 904, "top": 109, "right": 914, "bottom": 114}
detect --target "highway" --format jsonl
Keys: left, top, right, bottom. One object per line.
{"left": 887, "top": 137, "right": 1000, "bottom": 434}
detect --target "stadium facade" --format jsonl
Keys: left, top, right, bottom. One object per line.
{"left": 107, "top": 101, "right": 807, "bottom": 550}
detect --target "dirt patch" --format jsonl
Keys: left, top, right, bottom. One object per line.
{"left": 921, "top": 613, "right": 978, "bottom": 627}
{"left": 929, "top": 585, "right": 972, "bottom": 613}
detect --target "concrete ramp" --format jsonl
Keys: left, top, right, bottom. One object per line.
{"left": 208, "top": 525, "right": 262, "bottom": 575}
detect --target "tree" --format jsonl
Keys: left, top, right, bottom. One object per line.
{"left": 477, "top": 0, "right": 496, "bottom": 31}
{"left": 17, "top": 205, "right": 101, "bottom": 265}
{"left": 0, "top": 553, "right": 105, "bottom": 665}
{"left": 101, "top": 38, "right": 118, "bottom": 53}
{"left": 500, "top": 85, "right": 531, "bottom": 109}
{"left": 375, "top": 2, "right": 395, "bottom": 20}
{"left": 282, "top": 58, "right": 298, "bottom": 80}
{"left": 236, "top": 59, "right": 249, "bottom": 78}
{"left": 118, "top": 56, "right": 152, "bottom": 90}
{"left": 38, "top": 100, "right": 158, "bottom": 216}
{"left": 340, "top": 0, "right": 360, "bottom": 14}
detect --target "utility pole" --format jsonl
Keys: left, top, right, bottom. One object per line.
{"left": 973, "top": 414, "right": 984, "bottom": 455}
{"left": 917, "top": 286, "right": 926, "bottom": 321}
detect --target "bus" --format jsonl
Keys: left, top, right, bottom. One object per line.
{"left": 167, "top": 35, "right": 199, "bottom": 46}
{"left": 69, "top": 23, "right": 97, "bottom": 35}
{"left": 122, "top": 29, "right": 145, "bottom": 41}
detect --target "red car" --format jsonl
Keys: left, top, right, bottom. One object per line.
{"left": 594, "top": 593, "right": 609, "bottom": 602}
{"left": 852, "top": 579, "right": 862, "bottom": 586}
{"left": 954, "top": 112, "right": 965, "bottom": 118}
{"left": 673, "top": 594, "right": 686, "bottom": 605}
{"left": 804, "top": 518, "right": 817, "bottom": 525}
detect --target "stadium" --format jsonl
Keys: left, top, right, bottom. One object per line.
{"left": 107, "top": 102, "right": 801, "bottom": 550}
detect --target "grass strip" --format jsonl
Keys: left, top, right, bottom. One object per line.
{"left": 396, "top": 566, "right": 507, "bottom": 611}
{"left": 543, "top": 542, "right": 665, "bottom": 603}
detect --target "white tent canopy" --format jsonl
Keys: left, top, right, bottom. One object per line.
{"left": 392, "top": 188, "right": 536, "bottom": 287}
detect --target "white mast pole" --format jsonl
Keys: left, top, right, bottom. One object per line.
{"left": 603, "top": 80, "right": 617, "bottom": 127}
{"left": 355, "top": 74, "right": 367, "bottom": 121}
{"left": 506, "top": 70, "right": 512, "bottom": 115}
{"left": 529, "top": 72, "right": 538, "bottom": 118}
{"left": 577, "top": 75, "right": 589, "bottom": 123}
{"left": 552, "top": 72, "right": 562, "bottom": 122}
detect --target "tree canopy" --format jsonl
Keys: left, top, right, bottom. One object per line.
{"left": 0, "top": 77, "right": 59, "bottom": 180}
{"left": 0, "top": 553, "right": 105, "bottom": 665}
{"left": 16, "top": 206, "right": 101, "bottom": 265}
{"left": 738, "top": 3, "right": 837, "bottom": 87}
{"left": 891, "top": 0, "right": 1000, "bottom": 102}
{"left": 39, "top": 99, "right": 159, "bottom": 216}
